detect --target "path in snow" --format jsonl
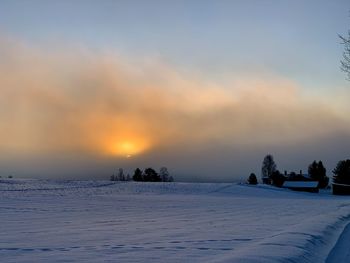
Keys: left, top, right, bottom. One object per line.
{"left": 326, "top": 222, "right": 350, "bottom": 263}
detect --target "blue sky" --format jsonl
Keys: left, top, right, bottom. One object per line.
{"left": 0, "top": 0, "right": 348, "bottom": 88}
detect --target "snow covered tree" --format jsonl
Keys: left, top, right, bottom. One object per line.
{"left": 126, "top": 174, "right": 131, "bottom": 181}
{"left": 247, "top": 173, "right": 258, "bottom": 185}
{"left": 308, "top": 160, "right": 329, "bottom": 188}
{"left": 159, "top": 167, "right": 170, "bottom": 182}
{"left": 261, "top": 154, "right": 276, "bottom": 184}
{"left": 333, "top": 159, "right": 350, "bottom": 185}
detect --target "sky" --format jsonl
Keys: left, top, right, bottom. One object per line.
{"left": 0, "top": 0, "right": 349, "bottom": 181}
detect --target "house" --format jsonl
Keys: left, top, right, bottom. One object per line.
{"left": 332, "top": 183, "right": 350, "bottom": 195}
{"left": 284, "top": 170, "right": 311, "bottom": 181}
{"left": 282, "top": 181, "right": 319, "bottom": 193}
{"left": 262, "top": 177, "right": 271, "bottom": 184}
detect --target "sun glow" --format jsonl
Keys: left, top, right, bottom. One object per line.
{"left": 106, "top": 136, "right": 151, "bottom": 157}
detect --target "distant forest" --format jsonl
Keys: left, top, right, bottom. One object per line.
{"left": 110, "top": 167, "right": 174, "bottom": 182}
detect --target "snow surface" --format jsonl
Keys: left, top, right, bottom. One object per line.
{"left": 326, "top": 222, "right": 350, "bottom": 262}
{"left": 1, "top": 179, "right": 350, "bottom": 262}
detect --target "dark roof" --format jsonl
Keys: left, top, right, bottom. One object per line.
{"left": 282, "top": 181, "right": 318, "bottom": 188}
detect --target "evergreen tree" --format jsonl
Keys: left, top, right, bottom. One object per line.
{"left": 144, "top": 168, "right": 161, "bottom": 182}
{"left": 247, "top": 173, "right": 258, "bottom": 185}
{"left": 333, "top": 159, "right": 350, "bottom": 185}
{"left": 133, "top": 168, "right": 143, "bottom": 181}
{"left": 308, "top": 160, "right": 329, "bottom": 188}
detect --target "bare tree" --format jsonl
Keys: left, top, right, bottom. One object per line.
{"left": 117, "top": 168, "right": 125, "bottom": 181}
{"left": 159, "top": 167, "right": 170, "bottom": 182}
{"left": 110, "top": 174, "right": 115, "bottom": 181}
{"left": 340, "top": 30, "right": 350, "bottom": 80}
{"left": 261, "top": 154, "right": 277, "bottom": 184}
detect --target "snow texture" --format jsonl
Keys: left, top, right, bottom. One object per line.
{"left": 1, "top": 179, "right": 350, "bottom": 262}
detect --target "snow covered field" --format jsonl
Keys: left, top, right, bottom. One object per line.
{"left": 1, "top": 180, "right": 350, "bottom": 262}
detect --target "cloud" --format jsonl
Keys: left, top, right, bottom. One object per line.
{"left": 0, "top": 38, "right": 348, "bottom": 152}
{"left": 0, "top": 37, "right": 349, "bottom": 179}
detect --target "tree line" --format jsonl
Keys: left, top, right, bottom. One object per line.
{"left": 248, "top": 154, "right": 350, "bottom": 188}
{"left": 248, "top": 25, "right": 350, "bottom": 187}
{"left": 110, "top": 167, "right": 174, "bottom": 182}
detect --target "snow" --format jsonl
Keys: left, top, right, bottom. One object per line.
{"left": 326, "top": 222, "right": 350, "bottom": 262}
{"left": 1, "top": 179, "right": 350, "bottom": 262}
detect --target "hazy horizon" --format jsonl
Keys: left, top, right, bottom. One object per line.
{"left": 0, "top": 0, "right": 349, "bottom": 181}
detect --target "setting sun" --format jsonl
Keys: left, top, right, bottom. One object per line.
{"left": 106, "top": 137, "right": 151, "bottom": 157}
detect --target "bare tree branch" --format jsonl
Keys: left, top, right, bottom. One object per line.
{"left": 340, "top": 30, "right": 350, "bottom": 80}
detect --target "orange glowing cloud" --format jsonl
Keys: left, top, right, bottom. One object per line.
{"left": 0, "top": 37, "right": 349, "bottom": 160}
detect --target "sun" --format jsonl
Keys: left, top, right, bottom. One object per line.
{"left": 119, "top": 141, "right": 138, "bottom": 157}
{"left": 106, "top": 136, "right": 151, "bottom": 157}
